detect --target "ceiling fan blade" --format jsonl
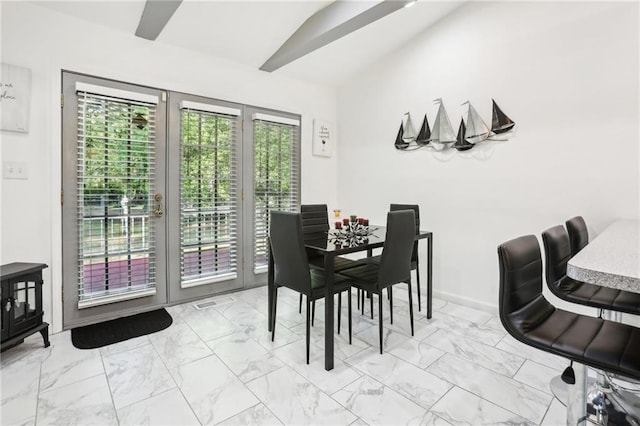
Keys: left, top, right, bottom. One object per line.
{"left": 135, "top": 0, "right": 183, "bottom": 41}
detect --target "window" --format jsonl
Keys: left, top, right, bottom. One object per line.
{"left": 179, "top": 102, "right": 240, "bottom": 287}
{"left": 75, "top": 83, "right": 158, "bottom": 305}
{"left": 252, "top": 113, "right": 300, "bottom": 272}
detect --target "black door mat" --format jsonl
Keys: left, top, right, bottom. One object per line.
{"left": 71, "top": 308, "right": 173, "bottom": 349}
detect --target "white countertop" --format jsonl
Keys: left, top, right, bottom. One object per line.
{"left": 567, "top": 219, "right": 640, "bottom": 293}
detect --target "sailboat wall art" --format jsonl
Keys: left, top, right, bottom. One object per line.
{"left": 393, "top": 98, "right": 515, "bottom": 153}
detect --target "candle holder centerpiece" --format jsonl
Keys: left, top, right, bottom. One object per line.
{"left": 330, "top": 216, "right": 377, "bottom": 248}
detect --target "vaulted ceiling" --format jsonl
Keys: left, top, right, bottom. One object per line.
{"left": 33, "top": 0, "right": 464, "bottom": 87}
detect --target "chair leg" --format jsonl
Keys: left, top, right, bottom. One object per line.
{"left": 299, "top": 294, "right": 303, "bottom": 314}
{"left": 407, "top": 280, "right": 414, "bottom": 336}
{"left": 337, "top": 292, "right": 342, "bottom": 334}
{"left": 361, "top": 290, "right": 365, "bottom": 316}
{"left": 312, "top": 300, "right": 316, "bottom": 326}
{"left": 306, "top": 297, "right": 311, "bottom": 364}
{"left": 415, "top": 261, "right": 421, "bottom": 312}
{"left": 348, "top": 288, "right": 352, "bottom": 344}
{"left": 271, "top": 286, "right": 278, "bottom": 342}
{"left": 357, "top": 288, "right": 360, "bottom": 309}
{"left": 389, "top": 286, "right": 393, "bottom": 325}
{"left": 370, "top": 292, "right": 374, "bottom": 320}
{"left": 378, "top": 293, "right": 384, "bottom": 354}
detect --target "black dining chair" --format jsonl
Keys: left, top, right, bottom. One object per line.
{"left": 299, "top": 204, "right": 361, "bottom": 321}
{"left": 360, "top": 204, "right": 422, "bottom": 314}
{"left": 565, "top": 216, "right": 589, "bottom": 256}
{"left": 498, "top": 234, "right": 640, "bottom": 422}
{"left": 339, "top": 210, "right": 416, "bottom": 354}
{"left": 269, "top": 211, "right": 352, "bottom": 364}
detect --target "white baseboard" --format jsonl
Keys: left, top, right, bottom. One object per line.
{"left": 433, "top": 289, "right": 498, "bottom": 315}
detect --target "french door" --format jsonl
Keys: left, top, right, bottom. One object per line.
{"left": 62, "top": 72, "right": 300, "bottom": 328}
{"left": 62, "top": 72, "right": 168, "bottom": 328}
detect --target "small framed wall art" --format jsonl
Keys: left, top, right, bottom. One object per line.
{"left": 312, "top": 119, "right": 333, "bottom": 157}
{"left": 0, "top": 63, "right": 32, "bottom": 133}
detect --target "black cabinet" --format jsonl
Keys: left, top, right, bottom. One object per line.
{"left": 1, "top": 263, "right": 50, "bottom": 352}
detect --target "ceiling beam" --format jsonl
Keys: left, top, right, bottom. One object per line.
{"left": 135, "top": 0, "right": 183, "bottom": 41}
{"left": 260, "top": 0, "right": 415, "bottom": 72}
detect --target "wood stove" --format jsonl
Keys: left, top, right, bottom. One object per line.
{"left": 1, "top": 263, "right": 50, "bottom": 352}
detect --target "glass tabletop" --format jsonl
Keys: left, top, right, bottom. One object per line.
{"left": 304, "top": 226, "right": 431, "bottom": 255}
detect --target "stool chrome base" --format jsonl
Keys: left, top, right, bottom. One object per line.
{"left": 566, "top": 364, "right": 640, "bottom": 426}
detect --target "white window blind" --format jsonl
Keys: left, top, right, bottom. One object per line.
{"left": 180, "top": 105, "right": 239, "bottom": 287}
{"left": 76, "top": 89, "right": 157, "bottom": 306}
{"left": 253, "top": 117, "right": 300, "bottom": 272}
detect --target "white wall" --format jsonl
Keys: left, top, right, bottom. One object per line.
{"left": 337, "top": 2, "right": 640, "bottom": 311}
{"left": 0, "top": 1, "right": 339, "bottom": 332}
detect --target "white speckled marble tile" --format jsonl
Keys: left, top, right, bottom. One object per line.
{"left": 426, "top": 328, "right": 525, "bottom": 377}
{"left": 217, "top": 403, "right": 283, "bottom": 426}
{"left": 482, "top": 315, "right": 504, "bottom": 331}
{"left": 207, "top": 330, "right": 284, "bottom": 383}
{"left": 541, "top": 397, "right": 567, "bottom": 426}
{"left": 354, "top": 323, "right": 412, "bottom": 353}
{"left": 181, "top": 307, "right": 238, "bottom": 342}
{"left": 9, "top": 417, "right": 35, "bottom": 426}
{"left": 349, "top": 418, "right": 370, "bottom": 426}
{"left": 495, "top": 335, "right": 566, "bottom": 372}
{"left": 103, "top": 343, "right": 176, "bottom": 409}
{"left": 98, "top": 335, "right": 150, "bottom": 357}
{"left": 417, "top": 313, "right": 506, "bottom": 346}
{"left": 271, "top": 339, "right": 361, "bottom": 395}
{"left": 117, "top": 388, "right": 200, "bottom": 426}
{"left": 171, "top": 354, "right": 258, "bottom": 425}
{"left": 426, "top": 354, "right": 552, "bottom": 424}
{"left": 148, "top": 322, "right": 212, "bottom": 369}
{"left": 438, "top": 302, "right": 494, "bottom": 324}
{"left": 246, "top": 317, "right": 303, "bottom": 351}
{"left": 217, "top": 299, "right": 269, "bottom": 329}
{"left": 288, "top": 316, "right": 371, "bottom": 360}
{"left": 0, "top": 334, "right": 46, "bottom": 369}
{"left": 39, "top": 331, "right": 104, "bottom": 392}
{"left": 389, "top": 339, "right": 444, "bottom": 371}
{"left": 430, "top": 386, "right": 533, "bottom": 425}
{"left": 331, "top": 375, "right": 427, "bottom": 425}
{"left": 247, "top": 366, "right": 357, "bottom": 425}
{"left": 345, "top": 348, "right": 452, "bottom": 410}
{"left": 36, "top": 374, "right": 117, "bottom": 425}
{"left": 513, "top": 359, "right": 558, "bottom": 394}
{"left": 0, "top": 342, "right": 41, "bottom": 426}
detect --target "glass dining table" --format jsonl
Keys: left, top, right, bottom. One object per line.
{"left": 267, "top": 226, "right": 433, "bottom": 371}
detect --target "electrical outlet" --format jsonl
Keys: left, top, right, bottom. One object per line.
{"left": 2, "top": 162, "right": 28, "bottom": 180}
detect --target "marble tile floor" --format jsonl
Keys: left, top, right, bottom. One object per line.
{"left": 0, "top": 286, "right": 569, "bottom": 425}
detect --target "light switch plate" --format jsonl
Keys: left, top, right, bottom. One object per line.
{"left": 3, "top": 161, "right": 28, "bottom": 180}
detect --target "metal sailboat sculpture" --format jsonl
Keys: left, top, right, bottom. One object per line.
{"left": 394, "top": 123, "right": 408, "bottom": 150}
{"left": 429, "top": 99, "right": 456, "bottom": 150}
{"left": 491, "top": 99, "right": 515, "bottom": 134}
{"left": 402, "top": 112, "right": 417, "bottom": 143}
{"left": 463, "top": 101, "right": 490, "bottom": 144}
{"left": 415, "top": 114, "right": 431, "bottom": 146}
{"left": 453, "top": 118, "right": 474, "bottom": 151}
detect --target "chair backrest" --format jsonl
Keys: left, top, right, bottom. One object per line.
{"left": 378, "top": 210, "right": 415, "bottom": 288}
{"left": 497, "top": 235, "right": 555, "bottom": 336}
{"left": 269, "top": 211, "right": 312, "bottom": 295}
{"left": 541, "top": 225, "right": 572, "bottom": 285}
{"left": 300, "top": 204, "right": 330, "bottom": 238}
{"left": 566, "top": 216, "right": 589, "bottom": 256}
{"left": 390, "top": 204, "right": 420, "bottom": 261}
